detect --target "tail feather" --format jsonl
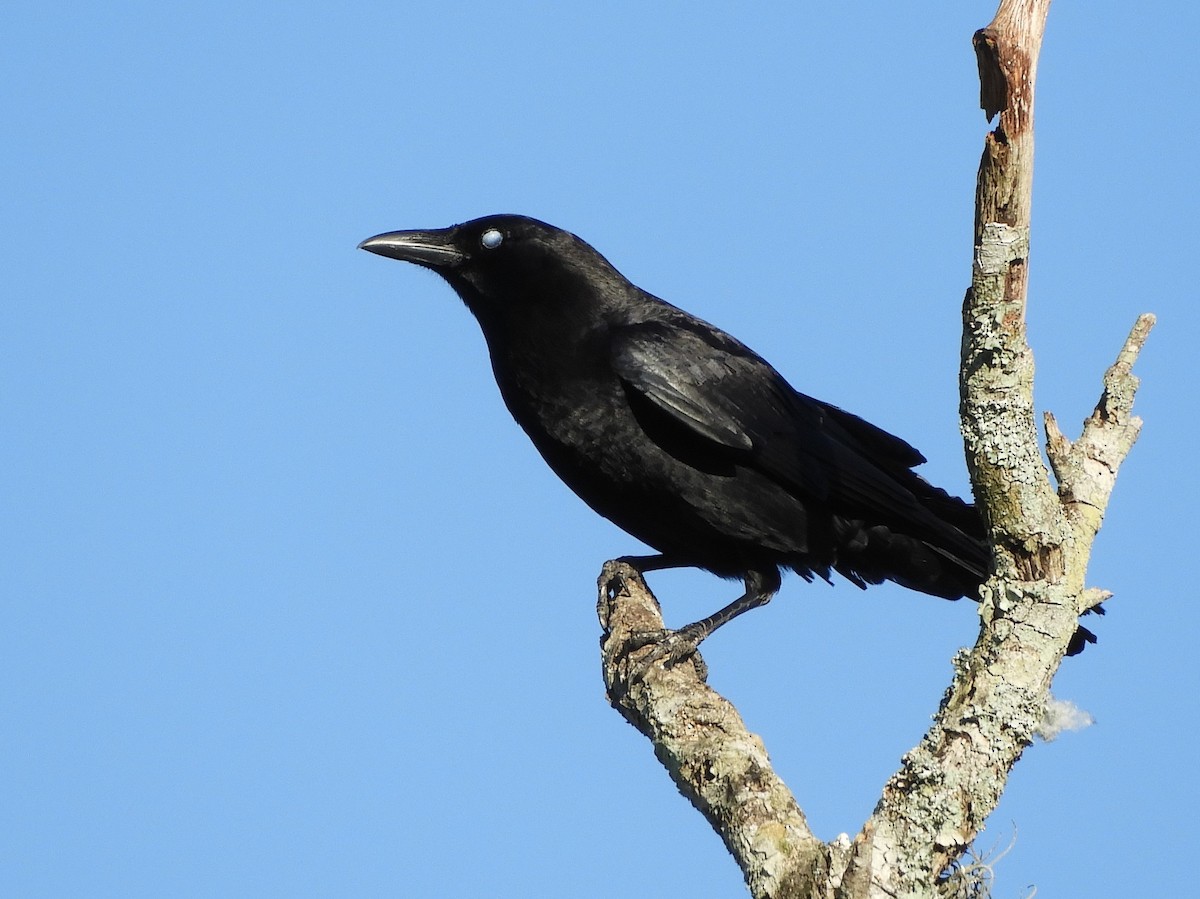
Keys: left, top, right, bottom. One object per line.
{"left": 829, "top": 519, "right": 1096, "bottom": 656}
{"left": 831, "top": 523, "right": 984, "bottom": 601}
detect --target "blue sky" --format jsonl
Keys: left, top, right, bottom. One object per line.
{"left": 5, "top": 3, "right": 1195, "bottom": 896}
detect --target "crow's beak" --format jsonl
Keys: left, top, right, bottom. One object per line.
{"left": 357, "top": 229, "right": 464, "bottom": 268}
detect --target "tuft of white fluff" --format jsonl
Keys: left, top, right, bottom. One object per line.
{"left": 1036, "top": 695, "right": 1095, "bottom": 741}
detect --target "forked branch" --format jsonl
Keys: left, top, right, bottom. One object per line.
{"left": 597, "top": 3, "right": 1150, "bottom": 896}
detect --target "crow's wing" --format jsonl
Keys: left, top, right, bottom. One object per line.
{"left": 612, "top": 319, "right": 845, "bottom": 501}
{"left": 610, "top": 319, "right": 961, "bottom": 535}
{"left": 610, "top": 339, "right": 754, "bottom": 454}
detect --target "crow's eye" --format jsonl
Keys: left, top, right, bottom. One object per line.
{"left": 481, "top": 229, "right": 503, "bottom": 250}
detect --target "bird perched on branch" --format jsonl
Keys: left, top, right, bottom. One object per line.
{"left": 359, "top": 214, "right": 1094, "bottom": 658}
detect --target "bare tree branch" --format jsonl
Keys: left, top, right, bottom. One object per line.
{"left": 595, "top": 3, "right": 1151, "bottom": 897}
{"left": 1045, "top": 313, "right": 1155, "bottom": 538}
{"left": 598, "top": 561, "right": 830, "bottom": 899}
{"left": 845, "top": 2, "right": 1151, "bottom": 894}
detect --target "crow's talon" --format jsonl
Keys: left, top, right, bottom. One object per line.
{"left": 623, "top": 627, "right": 708, "bottom": 681}
{"left": 624, "top": 628, "right": 668, "bottom": 653}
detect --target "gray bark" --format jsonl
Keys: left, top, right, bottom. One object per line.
{"left": 597, "top": 3, "right": 1153, "bottom": 897}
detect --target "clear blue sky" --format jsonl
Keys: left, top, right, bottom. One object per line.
{"left": 5, "top": 3, "right": 1195, "bottom": 896}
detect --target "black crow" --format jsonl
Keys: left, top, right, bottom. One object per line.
{"left": 359, "top": 214, "right": 1094, "bottom": 657}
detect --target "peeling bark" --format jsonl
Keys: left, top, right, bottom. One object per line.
{"left": 596, "top": 3, "right": 1151, "bottom": 897}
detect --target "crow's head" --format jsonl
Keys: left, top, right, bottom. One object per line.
{"left": 359, "top": 214, "right": 630, "bottom": 331}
